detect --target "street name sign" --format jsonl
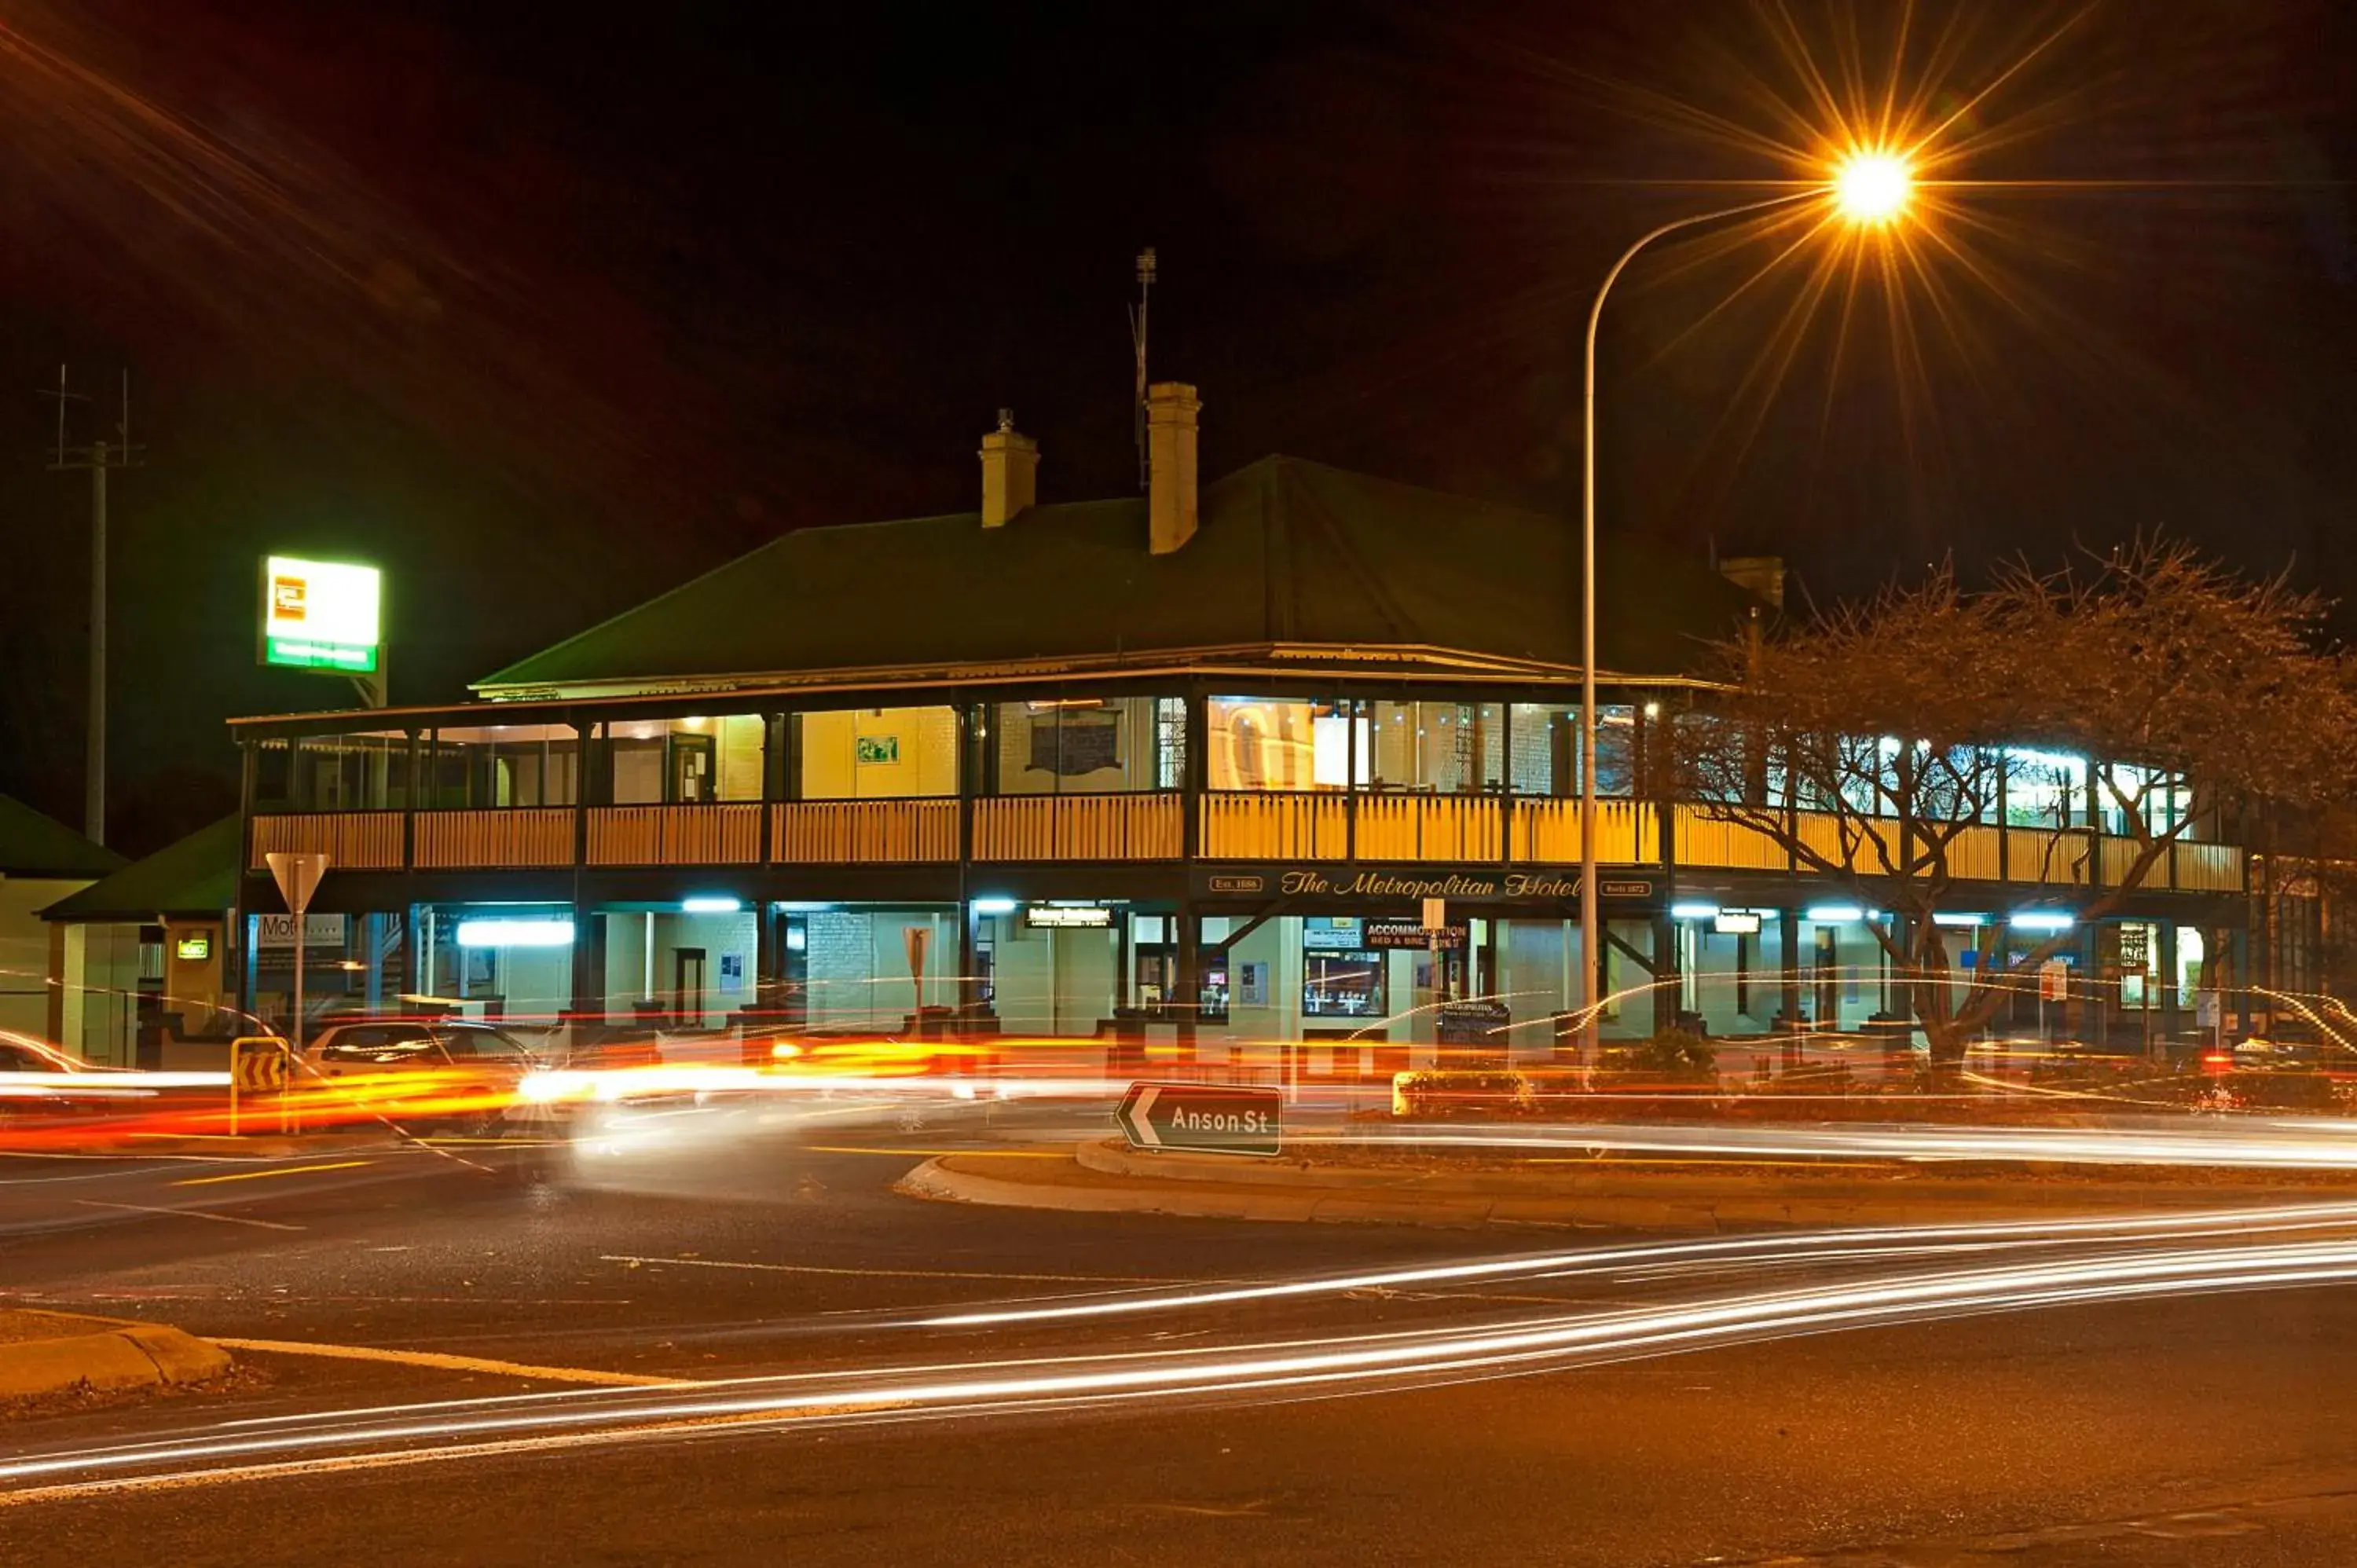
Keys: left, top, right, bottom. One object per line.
{"left": 1116, "top": 1082, "right": 1284, "bottom": 1157}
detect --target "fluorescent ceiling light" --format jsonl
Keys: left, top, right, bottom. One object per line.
{"left": 681, "top": 896, "right": 742, "bottom": 914}
{"left": 972, "top": 897, "right": 1018, "bottom": 916}
{"left": 1669, "top": 903, "right": 1720, "bottom": 921}
{"left": 455, "top": 918, "right": 574, "bottom": 948}
{"left": 2009, "top": 910, "right": 2076, "bottom": 932}
{"left": 1805, "top": 905, "right": 1864, "bottom": 922}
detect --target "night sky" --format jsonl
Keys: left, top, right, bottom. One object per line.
{"left": 1, "top": 0, "right": 2352, "bottom": 855}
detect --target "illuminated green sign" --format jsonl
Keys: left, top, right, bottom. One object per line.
{"left": 856, "top": 735, "right": 900, "bottom": 764}
{"left": 175, "top": 932, "right": 212, "bottom": 962}
{"left": 262, "top": 556, "right": 381, "bottom": 674}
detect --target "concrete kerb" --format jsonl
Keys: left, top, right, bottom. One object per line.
{"left": 0, "top": 1311, "right": 231, "bottom": 1403}
{"left": 893, "top": 1138, "right": 2357, "bottom": 1232}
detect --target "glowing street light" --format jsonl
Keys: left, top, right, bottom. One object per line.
{"left": 1575, "top": 153, "right": 1919, "bottom": 1058}
{"left": 1831, "top": 150, "right": 1914, "bottom": 224}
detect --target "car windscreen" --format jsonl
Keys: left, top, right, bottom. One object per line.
{"left": 319, "top": 1026, "right": 437, "bottom": 1064}
{"left": 433, "top": 1027, "right": 535, "bottom": 1062}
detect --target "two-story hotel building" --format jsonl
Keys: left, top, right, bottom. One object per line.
{"left": 229, "top": 389, "right": 2249, "bottom": 1070}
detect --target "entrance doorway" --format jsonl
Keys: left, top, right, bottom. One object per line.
{"left": 675, "top": 947, "right": 708, "bottom": 1027}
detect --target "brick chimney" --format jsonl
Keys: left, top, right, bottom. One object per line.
{"left": 1146, "top": 382, "right": 1200, "bottom": 555}
{"left": 979, "top": 408, "right": 1038, "bottom": 528}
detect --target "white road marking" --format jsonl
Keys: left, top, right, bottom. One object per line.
{"left": 71, "top": 1200, "right": 304, "bottom": 1232}
{"left": 208, "top": 1338, "right": 699, "bottom": 1387}
{"left": 599, "top": 1253, "right": 1182, "bottom": 1284}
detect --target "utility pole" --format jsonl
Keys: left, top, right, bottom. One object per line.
{"left": 40, "top": 368, "right": 142, "bottom": 846}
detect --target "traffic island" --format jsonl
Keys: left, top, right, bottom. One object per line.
{"left": 896, "top": 1139, "right": 2357, "bottom": 1232}
{"left": 0, "top": 1309, "right": 231, "bottom": 1405}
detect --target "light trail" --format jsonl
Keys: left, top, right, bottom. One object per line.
{"left": 11, "top": 1205, "right": 2357, "bottom": 1501}
{"left": 1355, "top": 1117, "right": 2357, "bottom": 1170}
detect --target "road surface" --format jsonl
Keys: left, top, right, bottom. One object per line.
{"left": 5, "top": 1098, "right": 2357, "bottom": 1565}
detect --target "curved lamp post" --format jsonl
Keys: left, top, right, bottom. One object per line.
{"left": 1577, "top": 152, "right": 1915, "bottom": 1053}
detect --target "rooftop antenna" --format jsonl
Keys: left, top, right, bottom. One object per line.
{"left": 38, "top": 365, "right": 145, "bottom": 846}
{"left": 1130, "top": 246, "right": 1156, "bottom": 491}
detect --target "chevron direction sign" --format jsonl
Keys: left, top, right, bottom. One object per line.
{"left": 1115, "top": 1082, "right": 1284, "bottom": 1158}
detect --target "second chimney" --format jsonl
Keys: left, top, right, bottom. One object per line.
{"left": 1146, "top": 382, "right": 1200, "bottom": 555}
{"left": 979, "top": 408, "right": 1039, "bottom": 527}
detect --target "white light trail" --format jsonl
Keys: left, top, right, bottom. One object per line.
{"left": 11, "top": 1207, "right": 2357, "bottom": 1501}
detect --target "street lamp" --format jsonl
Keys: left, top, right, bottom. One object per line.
{"left": 1575, "top": 151, "right": 1914, "bottom": 1054}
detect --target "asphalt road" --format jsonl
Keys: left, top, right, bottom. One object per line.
{"left": 8, "top": 1098, "right": 2357, "bottom": 1566}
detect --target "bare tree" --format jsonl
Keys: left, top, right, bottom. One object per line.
{"left": 1672, "top": 540, "right": 2357, "bottom": 1066}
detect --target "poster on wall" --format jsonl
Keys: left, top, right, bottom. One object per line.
{"left": 720, "top": 954, "right": 744, "bottom": 995}
{"left": 1237, "top": 962, "right": 1269, "bottom": 1007}
{"left": 1028, "top": 714, "right": 1121, "bottom": 775}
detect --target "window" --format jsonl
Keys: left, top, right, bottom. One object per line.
{"left": 987, "top": 698, "right": 1175, "bottom": 794}
{"left": 420, "top": 726, "right": 581, "bottom": 808}
{"left": 2098, "top": 764, "right": 2190, "bottom": 837}
{"left": 1508, "top": 704, "right": 1579, "bottom": 796}
{"left": 1362, "top": 702, "right": 1502, "bottom": 793}
{"left": 794, "top": 706, "right": 956, "bottom": 799}
{"left": 1208, "top": 697, "right": 1338, "bottom": 790}
{"left": 2006, "top": 749, "right": 2087, "bottom": 829}
{"left": 1592, "top": 705, "right": 1637, "bottom": 797}
{"left": 596, "top": 716, "right": 761, "bottom": 804}
{"left": 1155, "top": 698, "right": 1188, "bottom": 790}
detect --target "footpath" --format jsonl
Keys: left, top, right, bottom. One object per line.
{"left": 0, "top": 1310, "right": 229, "bottom": 1405}
{"left": 898, "top": 1138, "right": 2357, "bottom": 1231}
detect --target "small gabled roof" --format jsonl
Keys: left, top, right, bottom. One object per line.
{"left": 41, "top": 816, "right": 239, "bottom": 923}
{"left": 0, "top": 794, "right": 124, "bottom": 881}
{"left": 475, "top": 456, "right": 1765, "bottom": 695}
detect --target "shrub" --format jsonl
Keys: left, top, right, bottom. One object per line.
{"left": 1391, "top": 1069, "right": 1535, "bottom": 1119}
{"left": 1595, "top": 1028, "right": 1717, "bottom": 1086}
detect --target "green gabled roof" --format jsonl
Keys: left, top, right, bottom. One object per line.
{"left": 476, "top": 456, "right": 1765, "bottom": 692}
{"left": 0, "top": 794, "right": 123, "bottom": 880}
{"left": 41, "top": 815, "right": 238, "bottom": 923}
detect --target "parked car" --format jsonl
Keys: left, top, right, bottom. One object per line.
{"left": 0, "top": 1034, "right": 141, "bottom": 1118}
{"left": 301, "top": 1020, "right": 546, "bottom": 1131}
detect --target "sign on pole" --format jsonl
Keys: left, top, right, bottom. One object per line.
{"left": 260, "top": 556, "right": 381, "bottom": 674}
{"left": 229, "top": 1035, "right": 291, "bottom": 1135}
{"left": 2039, "top": 958, "right": 2070, "bottom": 1003}
{"left": 264, "top": 852, "right": 330, "bottom": 1053}
{"left": 1116, "top": 1082, "right": 1283, "bottom": 1157}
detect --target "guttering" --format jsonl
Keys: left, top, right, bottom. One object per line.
{"left": 231, "top": 644, "right": 1731, "bottom": 731}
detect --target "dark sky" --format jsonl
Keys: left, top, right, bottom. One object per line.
{"left": 1, "top": 0, "right": 2352, "bottom": 854}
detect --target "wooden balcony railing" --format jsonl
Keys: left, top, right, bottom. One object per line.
{"left": 588, "top": 804, "right": 761, "bottom": 866}
{"left": 414, "top": 808, "right": 574, "bottom": 869}
{"left": 249, "top": 811, "right": 404, "bottom": 870}
{"left": 2175, "top": 841, "right": 2244, "bottom": 892}
{"left": 1508, "top": 799, "right": 1653, "bottom": 865}
{"left": 2009, "top": 826, "right": 2094, "bottom": 887}
{"left": 241, "top": 796, "right": 2246, "bottom": 892}
{"left": 773, "top": 799, "right": 958, "bottom": 863}
{"left": 1354, "top": 793, "right": 1503, "bottom": 863}
{"left": 1200, "top": 792, "right": 1349, "bottom": 859}
{"left": 972, "top": 793, "right": 1182, "bottom": 861}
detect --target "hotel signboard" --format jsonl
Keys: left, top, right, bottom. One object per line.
{"left": 1191, "top": 866, "right": 1655, "bottom": 903}
{"left": 261, "top": 555, "right": 382, "bottom": 674}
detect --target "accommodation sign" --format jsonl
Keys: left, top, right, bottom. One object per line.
{"left": 1193, "top": 867, "right": 1654, "bottom": 903}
